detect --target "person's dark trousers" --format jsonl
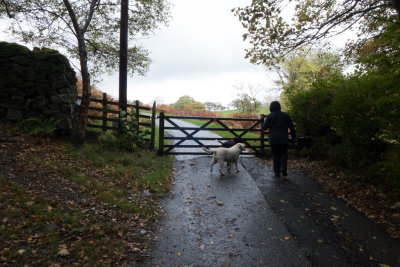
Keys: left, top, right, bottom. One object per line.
{"left": 270, "top": 143, "right": 288, "bottom": 176}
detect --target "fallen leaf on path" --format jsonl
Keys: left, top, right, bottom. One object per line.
{"left": 57, "top": 248, "right": 70, "bottom": 256}
{"left": 25, "top": 201, "right": 34, "bottom": 206}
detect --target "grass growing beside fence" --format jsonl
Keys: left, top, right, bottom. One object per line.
{"left": 180, "top": 118, "right": 265, "bottom": 150}
{"left": 87, "top": 118, "right": 114, "bottom": 132}
{"left": 216, "top": 107, "right": 270, "bottom": 117}
{"left": 215, "top": 110, "right": 237, "bottom": 117}
{"left": 70, "top": 143, "right": 173, "bottom": 200}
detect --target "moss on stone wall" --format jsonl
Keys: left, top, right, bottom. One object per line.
{"left": 0, "top": 42, "right": 78, "bottom": 134}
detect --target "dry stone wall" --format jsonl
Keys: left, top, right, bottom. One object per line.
{"left": 0, "top": 42, "right": 78, "bottom": 134}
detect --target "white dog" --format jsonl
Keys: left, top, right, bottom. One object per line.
{"left": 202, "top": 143, "right": 246, "bottom": 176}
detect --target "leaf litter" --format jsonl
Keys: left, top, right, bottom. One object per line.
{"left": 0, "top": 122, "right": 173, "bottom": 266}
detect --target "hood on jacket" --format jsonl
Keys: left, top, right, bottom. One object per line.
{"left": 270, "top": 101, "right": 281, "bottom": 112}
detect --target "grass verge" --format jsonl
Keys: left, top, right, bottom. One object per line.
{"left": 0, "top": 122, "right": 173, "bottom": 266}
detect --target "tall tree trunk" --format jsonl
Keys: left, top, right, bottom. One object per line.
{"left": 393, "top": 0, "right": 400, "bottom": 21}
{"left": 77, "top": 37, "right": 91, "bottom": 142}
{"left": 63, "top": 0, "right": 94, "bottom": 143}
{"left": 119, "top": 0, "right": 128, "bottom": 115}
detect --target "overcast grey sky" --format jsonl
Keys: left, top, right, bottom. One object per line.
{"left": 97, "top": 0, "right": 277, "bottom": 106}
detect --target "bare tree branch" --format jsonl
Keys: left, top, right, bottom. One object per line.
{"left": 82, "top": 0, "right": 100, "bottom": 33}
{"left": 234, "top": 0, "right": 398, "bottom": 66}
{"left": 0, "top": 0, "right": 14, "bottom": 17}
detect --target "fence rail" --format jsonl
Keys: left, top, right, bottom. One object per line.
{"left": 80, "top": 93, "right": 156, "bottom": 149}
{"left": 158, "top": 113, "right": 268, "bottom": 156}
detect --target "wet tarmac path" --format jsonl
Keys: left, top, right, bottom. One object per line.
{"left": 143, "top": 119, "right": 400, "bottom": 267}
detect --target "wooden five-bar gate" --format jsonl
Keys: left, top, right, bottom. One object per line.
{"left": 157, "top": 112, "right": 268, "bottom": 157}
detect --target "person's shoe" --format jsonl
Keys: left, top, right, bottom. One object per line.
{"left": 282, "top": 171, "right": 288, "bottom": 176}
{"left": 274, "top": 172, "right": 280, "bottom": 177}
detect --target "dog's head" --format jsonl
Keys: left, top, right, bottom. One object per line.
{"left": 233, "top": 137, "right": 244, "bottom": 144}
{"left": 236, "top": 143, "right": 246, "bottom": 152}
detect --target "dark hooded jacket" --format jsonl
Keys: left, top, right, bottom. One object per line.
{"left": 262, "top": 101, "right": 296, "bottom": 144}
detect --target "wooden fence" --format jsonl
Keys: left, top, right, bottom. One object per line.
{"left": 81, "top": 93, "right": 156, "bottom": 149}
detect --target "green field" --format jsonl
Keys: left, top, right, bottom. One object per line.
{"left": 180, "top": 117, "right": 268, "bottom": 152}
{"left": 216, "top": 107, "right": 270, "bottom": 117}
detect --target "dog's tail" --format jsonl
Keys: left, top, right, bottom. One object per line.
{"left": 215, "top": 139, "right": 223, "bottom": 145}
{"left": 202, "top": 147, "right": 215, "bottom": 154}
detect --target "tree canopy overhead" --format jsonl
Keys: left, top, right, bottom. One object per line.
{"left": 233, "top": 0, "right": 400, "bottom": 67}
{"left": 0, "top": 0, "right": 171, "bottom": 140}
{"left": 276, "top": 50, "right": 342, "bottom": 107}
{"left": 0, "top": 0, "right": 171, "bottom": 78}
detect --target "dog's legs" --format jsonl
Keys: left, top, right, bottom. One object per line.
{"left": 218, "top": 159, "right": 225, "bottom": 176}
{"left": 210, "top": 158, "right": 217, "bottom": 172}
{"left": 234, "top": 161, "right": 240, "bottom": 173}
{"left": 227, "top": 162, "right": 231, "bottom": 173}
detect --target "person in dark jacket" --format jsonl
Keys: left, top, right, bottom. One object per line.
{"left": 262, "top": 101, "right": 296, "bottom": 177}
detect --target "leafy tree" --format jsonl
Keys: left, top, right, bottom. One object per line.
{"left": 204, "top": 102, "right": 225, "bottom": 111}
{"left": 231, "top": 94, "right": 261, "bottom": 112}
{"left": 173, "top": 95, "right": 205, "bottom": 111}
{"left": 230, "top": 98, "right": 244, "bottom": 111}
{"left": 233, "top": 0, "right": 400, "bottom": 67}
{"left": 184, "top": 101, "right": 205, "bottom": 111}
{"left": 173, "top": 95, "right": 195, "bottom": 110}
{"left": 277, "top": 50, "right": 342, "bottom": 106}
{"left": 349, "top": 19, "right": 400, "bottom": 70}
{"left": 0, "top": 0, "right": 170, "bottom": 140}
{"left": 215, "top": 102, "right": 225, "bottom": 111}
{"left": 288, "top": 57, "right": 400, "bottom": 186}
{"left": 204, "top": 102, "right": 217, "bottom": 111}
{"left": 231, "top": 84, "right": 262, "bottom": 112}
{"left": 288, "top": 74, "right": 339, "bottom": 146}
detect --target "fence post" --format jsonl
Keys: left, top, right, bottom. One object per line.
{"left": 150, "top": 101, "right": 156, "bottom": 150}
{"left": 135, "top": 100, "right": 140, "bottom": 132}
{"left": 112, "top": 115, "right": 119, "bottom": 135}
{"left": 102, "top": 93, "right": 108, "bottom": 132}
{"left": 260, "top": 114, "right": 265, "bottom": 157}
{"left": 158, "top": 112, "right": 164, "bottom": 156}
